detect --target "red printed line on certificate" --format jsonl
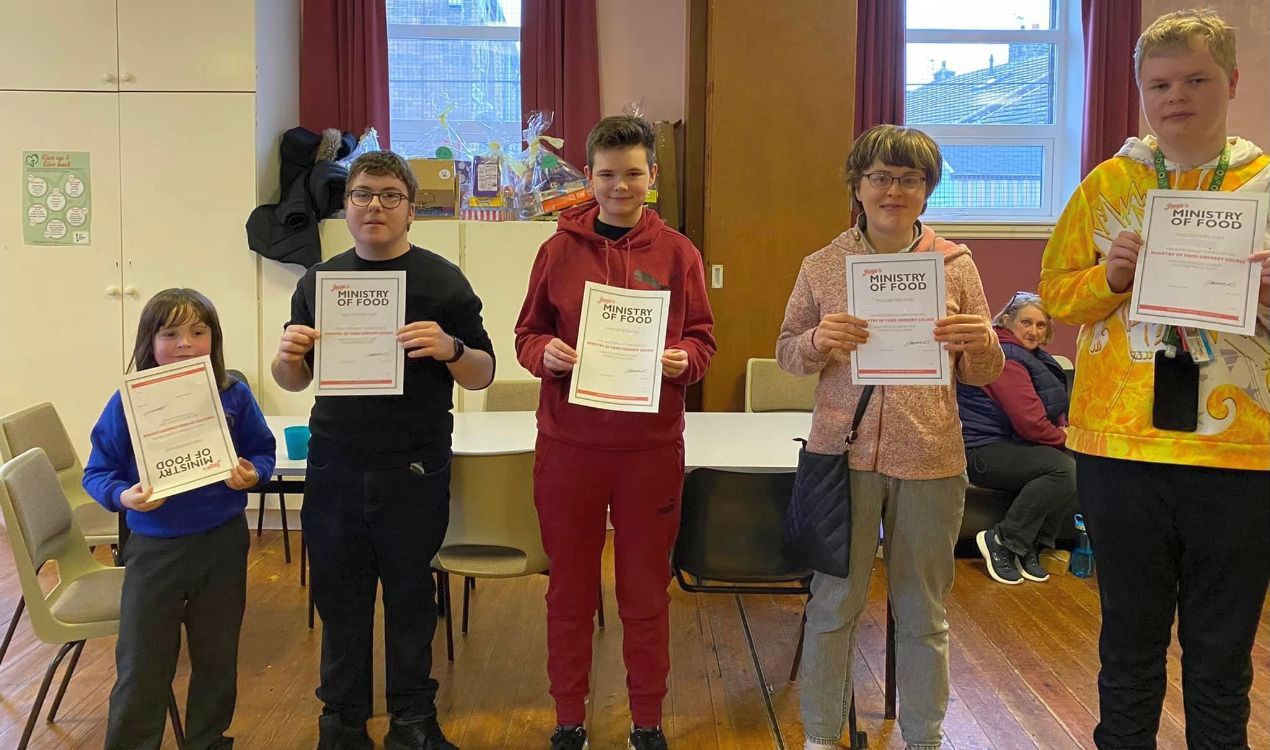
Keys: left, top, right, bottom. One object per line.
{"left": 319, "top": 379, "right": 395, "bottom": 386}
{"left": 128, "top": 364, "right": 205, "bottom": 389}
{"left": 575, "top": 389, "right": 652, "bottom": 403}
{"left": 1137, "top": 304, "right": 1240, "bottom": 322}
{"left": 858, "top": 369, "right": 939, "bottom": 375}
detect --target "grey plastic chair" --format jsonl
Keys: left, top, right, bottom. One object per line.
{"left": 0, "top": 402, "right": 120, "bottom": 670}
{"left": 0, "top": 448, "right": 185, "bottom": 749}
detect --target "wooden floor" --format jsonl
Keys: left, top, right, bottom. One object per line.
{"left": 2, "top": 530, "right": 1270, "bottom": 749}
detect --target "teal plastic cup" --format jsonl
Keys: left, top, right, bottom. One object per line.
{"left": 284, "top": 425, "right": 310, "bottom": 460}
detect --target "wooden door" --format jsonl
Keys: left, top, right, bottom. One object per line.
{"left": 693, "top": 0, "right": 857, "bottom": 411}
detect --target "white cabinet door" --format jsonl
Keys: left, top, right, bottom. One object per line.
{"left": 117, "top": 0, "right": 255, "bottom": 92}
{"left": 0, "top": 2, "right": 120, "bottom": 91}
{"left": 0, "top": 92, "right": 125, "bottom": 458}
{"left": 119, "top": 93, "right": 259, "bottom": 387}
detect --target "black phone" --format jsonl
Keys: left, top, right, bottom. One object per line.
{"left": 1152, "top": 350, "right": 1199, "bottom": 432}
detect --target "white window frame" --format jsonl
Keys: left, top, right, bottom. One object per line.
{"left": 907, "top": 0, "right": 1084, "bottom": 233}
{"left": 387, "top": 16, "right": 521, "bottom": 149}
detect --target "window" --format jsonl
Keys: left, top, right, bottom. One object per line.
{"left": 388, "top": 0, "right": 522, "bottom": 158}
{"left": 905, "top": 0, "right": 1084, "bottom": 224}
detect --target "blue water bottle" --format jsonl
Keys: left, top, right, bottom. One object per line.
{"left": 1070, "top": 513, "right": 1095, "bottom": 578}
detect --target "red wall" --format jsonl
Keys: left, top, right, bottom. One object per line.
{"left": 967, "top": 237, "right": 1078, "bottom": 359}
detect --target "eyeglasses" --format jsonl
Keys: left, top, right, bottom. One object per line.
{"left": 1011, "top": 291, "right": 1042, "bottom": 303}
{"left": 347, "top": 189, "right": 408, "bottom": 209}
{"left": 863, "top": 172, "right": 926, "bottom": 192}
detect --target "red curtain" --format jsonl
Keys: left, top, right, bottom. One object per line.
{"left": 300, "top": 0, "right": 392, "bottom": 148}
{"left": 521, "top": 0, "right": 601, "bottom": 167}
{"left": 1081, "top": 0, "right": 1142, "bottom": 175}
{"left": 854, "top": 0, "right": 906, "bottom": 137}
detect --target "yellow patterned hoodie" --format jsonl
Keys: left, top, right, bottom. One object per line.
{"left": 1040, "top": 135, "right": 1270, "bottom": 470}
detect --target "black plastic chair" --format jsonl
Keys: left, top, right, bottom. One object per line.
{"left": 672, "top": 468, "right": 868, "bottom": 750}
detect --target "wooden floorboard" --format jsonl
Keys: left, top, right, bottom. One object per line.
{"left": 1, "top": 530, "right": 1269, "bottom": 748}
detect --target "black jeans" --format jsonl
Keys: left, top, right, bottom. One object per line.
{"left": 301, "top": 446, "right": 452, "bottom": 726}
{"left": 107, "top": 516, "right": 249, "bottom": 750}
{"left": 966, "top": 440, "right": 1077, "bottom": 556}
{"left": 1077, "top": 454, "right": 1270, "bottom": 749}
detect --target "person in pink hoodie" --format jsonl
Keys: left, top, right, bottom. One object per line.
{"left": 514, "top": 115, "right": 716, "bottom": 750}
{"left": 777, "top": 125, "right": 1003, "bottom": 750}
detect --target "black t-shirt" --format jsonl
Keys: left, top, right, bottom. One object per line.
{"left": 594, "top": 217, "right": 633, "bottom": 241}
{"left": 287, "top": 246, "right": 495, "bottom": 468}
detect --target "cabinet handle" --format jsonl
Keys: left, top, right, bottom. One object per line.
{"left": 120, "top": 72, "right": 136, "bottom": 84}
{"left": 105, "top": 285, "right": 122, "bottom": 299}
{"left": 103, "top": 73, "right": 118, "bottom": 84}
{"left": 123, "top": 285, "right": 140, "bottom": 299}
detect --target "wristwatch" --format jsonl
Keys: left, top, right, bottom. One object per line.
{"left": 443, "top": 335, "right": 465, "bottom": 363}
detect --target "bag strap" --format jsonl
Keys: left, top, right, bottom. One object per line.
{"left": 846, "top": 385, "right": 876, "bottom": 445}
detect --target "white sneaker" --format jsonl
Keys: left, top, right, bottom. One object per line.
{"left": 805, "top": 741, "right": 838, "bottom": 750}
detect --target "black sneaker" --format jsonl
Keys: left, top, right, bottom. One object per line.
{"left": 629, "top": 725, "right": 669, "bottom": 750}
{"left": 384, "top": 716, "right": 459, "bottom": 750}
{"left": 550, "top": 725, "right": 588, "bottom": 750}
{"left": 976, "top": 530, "right": 1022, "bottom": 585}
{"left": 1019, "top": 547, "right": 1050, "bottom": 582}
{"left": 316, "top": 714, "right": 372, "bottom": 750}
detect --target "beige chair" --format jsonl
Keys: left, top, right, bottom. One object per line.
{"left": 482, "top": 380, "right": 541, "bottom": 412}
{"left": 744, "top": 358, "right": 816, "bottom": 413}
{"left": 432, "top": 450, "right": 592, "bottom": 660}
{"left": 0, "top": 448, "right": 184, "bottom": 749}
{"left": 0, "top": 403, "right": 119, "bottom": 669}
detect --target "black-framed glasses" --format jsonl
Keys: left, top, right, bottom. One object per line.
{"left": 347, "top": 189, "right": 408, "bottom": 209}
{"left": 1011, "top": 291, "right": 1042, "bottom": 303}
{"left": 863, "top": 172, "right": 926, "bottom": 191}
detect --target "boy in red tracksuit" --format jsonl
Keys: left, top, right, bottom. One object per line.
{"left": 514, "top": 115, "right": 716, "bottom": 750}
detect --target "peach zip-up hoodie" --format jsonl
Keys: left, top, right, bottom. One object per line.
{"left": 777, "top": 222, "right": 1004, "bottom": 480}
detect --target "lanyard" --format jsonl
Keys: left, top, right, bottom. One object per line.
{"left": 1152, "top": 145, "right": 1229, "bottom": 191}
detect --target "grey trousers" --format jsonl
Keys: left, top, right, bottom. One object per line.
{"left": 800, "top": 470, "right": 966, "bottom": 749}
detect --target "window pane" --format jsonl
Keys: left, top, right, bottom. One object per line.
{"left": 929, "top": 145, "right": 1045, "bottom": 210}
{"left": 905, "top": 42, "right": 1054, "bottom": 125}
{"left": 906, "top": 0, "right": 1054, "bottom": 30}
{"left": 387, "top": 0, "right": 523, "bottom": 156}
{"left": 389, "top": 0, "right": 520, "bottom": 27}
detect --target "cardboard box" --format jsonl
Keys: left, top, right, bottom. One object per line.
{"left": 407, "top": 159, "right": 459, "bottom": 218}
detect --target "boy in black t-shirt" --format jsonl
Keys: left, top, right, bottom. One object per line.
{"left": 273, "top": 151, "right": 494, "bottom": 750}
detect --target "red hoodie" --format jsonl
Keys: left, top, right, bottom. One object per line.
{"left": 515, "top": 204, "right": 717, "bottom": 450}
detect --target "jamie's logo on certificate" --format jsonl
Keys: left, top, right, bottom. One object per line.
{"left": 1131, "top": 189, "right": 1267, "bottom": 336}
{"left": 862, "top": 267, "right": 931, "bottom": 292}
{"left": 1163, "top": 201, "right": 1246, "bottom": 229}
{"left": 846, "top": 254, "right": 949, "bottom": 386}
{"left": 568, "top": 281, "right": 671, "bottom": 413}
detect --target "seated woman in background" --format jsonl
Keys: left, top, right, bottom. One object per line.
{"left": 957, "top": 291, "right": 1077, "bottom": 586}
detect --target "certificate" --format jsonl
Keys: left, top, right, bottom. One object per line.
{"left": 314, "top": 271, "right": 406, "bottom": 396}
{"left": 568, "top": 281, "right": 671, "bottom": 413}
{"left": 846, "top": 253, "right": 949, "bottom": 385}
{"left": 1130, "top": 189, "right": 1267, "bottom": 336}
{"left": 120, "top": 356, "right": 237, "bottom": 500}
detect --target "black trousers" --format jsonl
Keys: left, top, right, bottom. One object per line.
{"left": 300, "top": 446, "right": 452, "bottom": 726}
{"left": 107, "top": 516, "right": 249, "bottom": 750}
{"left": 1077, "top": 454, "right": 1270, "bottom": 749}
{"left": 967, "top": 440, "right": 1077, "bottom": 555}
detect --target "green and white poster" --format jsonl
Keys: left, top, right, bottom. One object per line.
{"left": 23, "top": 151, "right": 91, "bottom": 246}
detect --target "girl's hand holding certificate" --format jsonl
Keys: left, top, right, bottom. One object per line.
{"left": 121, "top": 482, "right": 165, "bottom": 512}
{"left": 224, "top": 457, "right": 260, "bottom": 491}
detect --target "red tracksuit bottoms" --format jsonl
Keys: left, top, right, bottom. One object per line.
{"left": 533, "top": 433, "right": 685, "bottom": 727}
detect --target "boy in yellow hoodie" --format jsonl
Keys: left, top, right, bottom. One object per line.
{"left": 1040, "top": 10, "right": 1270, "bottom": 748}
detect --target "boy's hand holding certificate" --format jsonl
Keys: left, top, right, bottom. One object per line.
{"left": 120, "top": 355, "right": 237, "bottom": 500}
{"left": 1129, "top": 189, "right": 1268, "bottom": 336}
